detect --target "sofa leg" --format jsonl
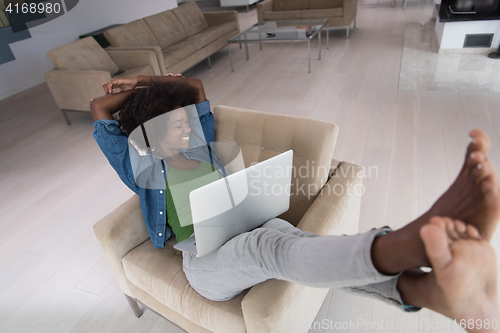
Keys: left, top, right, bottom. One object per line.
{"left": 207, "top": 56, "right": 212, "bottom": 69}
{"left": 346, "top": 26, "right": 349, "bottom": 38}
{"left": 61, "top": 109, "right": 71, "bottom": 125}
{"left": 125, "top": 294, "right": 143, "bottom": 318}
{"left": 354, "top": 17, "right": 356, "bottom": 29}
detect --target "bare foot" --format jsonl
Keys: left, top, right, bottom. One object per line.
{"left": 399, "top": 217, "right": 499, "bottom": 333}
{"left": 372, "top": 129, "right": 500, "bottom": 274}
{"left": 429, "top": 129, "right": 500, "bottom": 242}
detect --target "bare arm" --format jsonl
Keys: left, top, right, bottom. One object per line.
{"left": 90, "top": 90, "right": 137, "bottom": 121}
{"left": 92, "top": 74, "right": 207, "bottom": 121}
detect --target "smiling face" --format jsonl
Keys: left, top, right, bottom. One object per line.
{"left": 158, "top": 107, "right": 191, "bottom": 153}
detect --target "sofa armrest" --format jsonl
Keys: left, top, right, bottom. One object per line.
{"left": 106, "top": 46, "right": 167, "bottom": 75}
{"left": 241, "top": 161, "right": 362, "bottom": 333}
{"left": 343, "top": 0, "right": 358, "bottom": 25}
{"left": 44, "top": 68, "right": 112, "bottom": 111}
{"left": 106, "top": 49, "right": 162, "bottom": 76}
{"left": 93, "top": 195, "right": 150, "bottom": 297}
{"left": 204, "top": 11, "right": 239, "bottom": 28}
{"left": 257, "top": 0, "right": 273, "bottom": 23}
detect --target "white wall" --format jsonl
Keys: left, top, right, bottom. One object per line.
{"left": 0, "top": 0, "right": 177, "bottom": 100}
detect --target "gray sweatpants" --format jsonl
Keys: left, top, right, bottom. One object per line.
{"left": 182, "top": 218, "right": 415, "bottom": 311}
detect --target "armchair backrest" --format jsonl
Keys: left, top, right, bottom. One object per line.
{"left": 213, "top": 105, "right": 338, "bottom": 226}
{"left": 46, "top": 37, "right": 119, "bottom": 74}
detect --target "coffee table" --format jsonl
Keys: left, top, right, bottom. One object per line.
{"left": 227, "top": 20, "right": 329, "bottom": 73}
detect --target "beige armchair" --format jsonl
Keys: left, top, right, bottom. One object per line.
{"left": 257, "top": 0, "right": 358, "bottom": 38}
{"left": 93, "top": 105, "right": 363, "bottom": 333}
{"left": 44, "top": 37, "right": 159, "bottom": 125}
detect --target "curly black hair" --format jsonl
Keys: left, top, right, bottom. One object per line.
{"left": 119, "top": 79, "right": 199, "bottom": 136}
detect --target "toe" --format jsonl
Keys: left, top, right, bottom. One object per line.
{"left": 469, "top": 129, "right": 491, "bottom": 156}
{"left": 454, "top": 220, "right": 467, "bottom": 237}
{"left": 465, "top": 224, "right": 482, "bottom": 240}
{"left": 444, "top": 217, "right": 460, "bottom": 240}
{"left": 421, "top": 218, "right": 453, "bottom": 270}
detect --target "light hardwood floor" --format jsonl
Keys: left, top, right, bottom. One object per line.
{"left": 1, "top": 0, "right": 499, "bottom": 332}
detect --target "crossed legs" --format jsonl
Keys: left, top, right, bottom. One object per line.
{"left": 184, "top": 129, "right": 500, "bottom": 332}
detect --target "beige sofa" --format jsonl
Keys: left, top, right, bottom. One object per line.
{"left": 44, "top": 37, "right": 158, "bottom": 125}
{"left": 257, "top": 0, "right": 358, "bottom": 38}
{"left": 93, "top": 105, "right": 363, "bottom": 333}
{"left": 104, "top": 1, "right": 240, "bottom": 75}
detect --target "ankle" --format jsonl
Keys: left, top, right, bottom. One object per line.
{"left": 397, "top": 270, "right": 427, "bottom": 309}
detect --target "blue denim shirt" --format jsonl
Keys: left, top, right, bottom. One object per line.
{"left": 93, "top": 100, "right": 225, "bottom": 248}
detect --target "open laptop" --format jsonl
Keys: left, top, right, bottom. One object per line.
{"left": 174, "top": 150, "right": 293, "bottom": 257}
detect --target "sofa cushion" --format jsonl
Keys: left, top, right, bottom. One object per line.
{"left": 104, "top": 19, "right": 160, "bottom": 47}
{"left": 162, "top": 41, "right": 196, "bottom": 68}
{"left": 184, "top": 22, "right": 237, "bottom": 51}
{"left": 172, "top": 1, "right": 208, "bottom": 37}
{"left": 300, "top": 8, "right": 343, "bottom": 18}
{"left": 309, "top": 0, "right": 343, "bottom": 9}
{"left": 273, "top": 0, "right": 309, "bottom": 11}
{"left": 46, "top": 37, "right": 119, "bottom": 75}
{"left": 263, "top": 10, "right": 301, "bottom": 20}
{"left": 122, "top": 240, "right": 248, "bottom": 333}
{"left": 144, "top": 10, "right": 188, "bottom": 50}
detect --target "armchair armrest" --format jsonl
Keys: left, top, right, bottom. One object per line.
{"left": 106, "top": 46, "right": 167, "bottom": 75}
{"left": 257, "top": 0, "right": 273, "bottom": 23}
{"left": 44, "top": 68, "right": 112, "bottom": 111}
{"left": 297, "top": 160, "right": 362, "bottom": 236}
{"left": 204, "top": 11, "right": 239, "bottom": 29}
{"left": 241, "top": 160, "right": 362, "bottom": 333}
{"left": 93, "top": 195, "right": 150, "bottom": 297}
{"left": 106, "top": 49, "right": 162, "bottom": 76}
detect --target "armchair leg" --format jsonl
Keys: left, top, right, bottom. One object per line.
{"left": 125, "top": 294, "right": 143, "bottom": 318}
{"left": 354, "top": 17, "right": 356, "bottom": 29}
{"left": 207, "top": 56, "right": 212, "bottom": 69}
{"left": 346, "top": 26, "right": 349, "bottom": 38}
{"left": 61, "top": 109, "right": 71, "bottom": 125}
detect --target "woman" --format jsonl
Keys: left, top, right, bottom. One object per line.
{"left": 91, "top": 74, "right": 500, "bottom": 331}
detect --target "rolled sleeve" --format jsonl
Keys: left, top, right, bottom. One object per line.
{"left": 93, "top": 119, "right": 138, "bottom": 193}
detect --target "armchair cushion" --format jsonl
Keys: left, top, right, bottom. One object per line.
{"left": 46, "top": 37, "right": 119, "bottom": 75}
{"left": 172, "top": 1, "right": 209, "bottom": 37}
{"left": 104, "top": 19, "right": 160, "bottom": 48}
{"left": 123, "top": 240, "right": 248, "bottom": 333}
{"left": 144, "top": 10, "right": 188, "bottom": 50}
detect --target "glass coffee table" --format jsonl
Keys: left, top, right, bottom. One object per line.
{"left": 227, "top": 20, "right": 329, "bottom": 73}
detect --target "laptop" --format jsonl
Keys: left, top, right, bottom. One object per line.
{"left": 174, "top": 150, "right": 293, "bottom": 257}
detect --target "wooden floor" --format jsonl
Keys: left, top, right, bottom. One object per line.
{"left": 1, "top": 0, "right": 499, "bottom": 332}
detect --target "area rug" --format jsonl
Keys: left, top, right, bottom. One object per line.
{"left": 398, "top": 20, "right": 500, "bottom": 93}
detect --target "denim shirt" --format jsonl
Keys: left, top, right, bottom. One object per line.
{"left": 93, "top": 100, "right": 225, "bottom": 248}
